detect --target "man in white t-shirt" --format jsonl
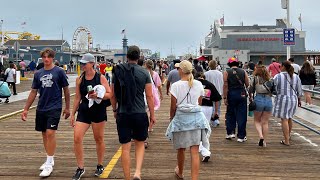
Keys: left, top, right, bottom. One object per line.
{"left": 289, "top": 58, "right": 300, "bottom": 74}
{"left": 5, "top": 63, "right": 17, "bottom": 95}
{"left": 204, "top": 60, "right": 223, "bottom": 127}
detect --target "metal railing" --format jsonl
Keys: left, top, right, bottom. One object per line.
{"left": 294, "top": 88, "right": 320, "bottom": 135}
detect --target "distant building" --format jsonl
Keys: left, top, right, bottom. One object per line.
{"left": 4, "top": 40, "right": 75, "bottom": 65}
{"left": 202, "top": 19, "right": 320, "bottom": 65}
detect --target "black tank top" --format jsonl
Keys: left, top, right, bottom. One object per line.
{"left": 79, "top": 72, "right": 107, "bottom": 109}
{"left": 227, "top": 68, "right": 246, "bottom": 89}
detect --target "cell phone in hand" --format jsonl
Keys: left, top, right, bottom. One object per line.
{"left": 87, "top": 85, "right": 94, "bottom": 94}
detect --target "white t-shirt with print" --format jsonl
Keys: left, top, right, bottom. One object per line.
{"left": 5, "top": 68, "right": 16, "bottom": 82}
{"left": 170, "top": 80, "right": 204, "bottom": 107}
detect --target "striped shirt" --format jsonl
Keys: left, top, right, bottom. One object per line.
{"left": 273, "top": 72, "right": 303, "bottom": 119}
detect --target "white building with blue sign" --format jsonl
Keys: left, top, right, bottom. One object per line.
{"left": 202, "top": 19, "right": 320, "bottom": 65}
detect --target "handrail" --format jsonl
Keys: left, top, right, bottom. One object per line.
{"left": 302, "top": 89, "right": 320, "bottom": 95}
{"left": 292, "top": 118, "right": 320, "bottom": 135}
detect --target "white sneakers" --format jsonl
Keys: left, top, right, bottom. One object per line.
{"left": 211, "top": 120, "right": 220, "bottom": 127}
{"left": 39, "top": 160, "right": 54, "bottom": 177}
{"left": 39, "top": 161, "right": 54, "bottom": 170}
{"left": 225, "top": 134, "right": 236, "bottom": 140}
{"left": 237, "top": 137, "right": 247, "bottom": 143}
{"left": 39, "top": 165, "right": 53, "bottom": 177}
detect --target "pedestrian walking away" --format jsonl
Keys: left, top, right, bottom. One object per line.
{"left": 299, "top": 61, "right": 316, "bottom": 107}
{"left": 273, "top": 61, "right": 303, "bottom": 146}
{"left": 268, "top": 58, "right": 281, "bottom": 77}
{"left": 166, "top": 62, "right": 181, "bottom": 95}
{"left": 223, "top": 57, "right": 249, "bottom": 142}
{"left": 21, "top": 48, "right": 70, "bottom": 177}
{"left": 111, "top": 45, "right": 156, "bottom": 180}
{"left": 205, "top": 60, "right": 224, "bottom": 127}
{"left": 195, "top": 72, "right": 221, "bottom": 162}
{"left": 166, "top": 60, "right": 211, "bottom": 180}
{"left": 249, "top": 65, "right": 273, "bottom": 147}
{"left": 70, "top": 53, "right": 112, "bottom": 180}
{"left": 4, "top": 63, "right": 17, "bottom": 102}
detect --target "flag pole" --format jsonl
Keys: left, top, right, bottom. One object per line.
{"left": 300, "top": 13, "right": 302, "bottom": 31}
{"left": 223, "top": 14, "right": 225, "bottom": 27}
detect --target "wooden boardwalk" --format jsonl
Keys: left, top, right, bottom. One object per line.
{"left": 0, "top": 83, "right": 320, "bottom": 179}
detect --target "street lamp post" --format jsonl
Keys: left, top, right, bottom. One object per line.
{"left": 282, "top": 0, "right": 291, "bottom": 60}
{"left": 286, "top": 0, "right": 291, "bottom": 60}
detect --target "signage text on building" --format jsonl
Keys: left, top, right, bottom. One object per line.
{"left": 237, "top": 37, "right": 283, "bottom": 42}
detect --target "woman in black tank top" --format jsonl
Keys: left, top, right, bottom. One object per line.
{"left": 223, "top": 57, "right": 250, "bottom": 142}
{"left": 70, "top": 53, "right": 112, "bottom": 178}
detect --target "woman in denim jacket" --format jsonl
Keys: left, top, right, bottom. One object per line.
{"left": 166, "top": 60, "right": 211, "bottom": 180}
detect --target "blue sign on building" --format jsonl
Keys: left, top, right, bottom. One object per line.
{"left": 283, "top": 28, "right": 295, "bottom": 46}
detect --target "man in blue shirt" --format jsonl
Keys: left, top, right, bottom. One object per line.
{"left": 21, "top": 48, "right": 70, "bottom": 177}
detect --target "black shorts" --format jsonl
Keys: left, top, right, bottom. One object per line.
{"left": 116, "top": 113, "right": 149, "bottom": 144}
{"left": 76, "top": 103, "right": 107, "bottom": 124}
{"left": 35, "top": 109, "right": 62, "bottom": 132}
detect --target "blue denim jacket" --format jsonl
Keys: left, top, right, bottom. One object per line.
{"left": 165, "top": 105, "right": 211, "bottom": 141}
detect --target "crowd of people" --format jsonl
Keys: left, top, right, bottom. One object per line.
{"left": 17, "top": 45, "right": 315, "bottom": 180}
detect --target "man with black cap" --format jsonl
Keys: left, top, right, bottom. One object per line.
{"left": 111, "top": 45, "right": 156, "bottom": 180}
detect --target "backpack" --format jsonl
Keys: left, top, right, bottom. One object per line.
{"left": 114, "top": 64, "right": 137, "bottom": 112}
{"left": 4, "top": 69, "right": 11, "bottom": 82}
{"left": 0, "top": 81, "right": 11, "bottom": 98}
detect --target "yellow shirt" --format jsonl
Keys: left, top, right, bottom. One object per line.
{"left": 105, "top": 66, "right": 113, "bottom": 73}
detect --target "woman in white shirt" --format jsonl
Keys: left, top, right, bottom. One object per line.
{"left": 166, "top": 60, "right": 210, "bottom": 180}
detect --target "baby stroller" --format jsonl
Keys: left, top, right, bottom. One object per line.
{"left": 0, "top": 80, "right": 11, "bottom": 103}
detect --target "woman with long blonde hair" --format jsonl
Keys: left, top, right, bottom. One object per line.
{"left": 166, "top": 60, "right": 210, "bottom": 180}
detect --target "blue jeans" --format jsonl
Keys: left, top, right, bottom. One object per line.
{"left": 21, "top": 70, "right": 25, "bottom": 77}
{"left": 226, "top": 88, "right": 247, "bottom": 139}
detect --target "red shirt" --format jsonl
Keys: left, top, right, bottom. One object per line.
{"left": 268, "top": 62, "right": 281, "bottom": 77}
{"left": 99, "top": 63, "right": 107, "bottom": 74}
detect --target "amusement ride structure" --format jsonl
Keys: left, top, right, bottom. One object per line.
{"left": 71, "top": 26, "right": 93, "bottom": 52}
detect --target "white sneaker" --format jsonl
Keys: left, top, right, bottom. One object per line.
{"left": 230, "top": 134, "right": 236, "bottom": 138}
{"left": 225, "top": 134, "right": 233, "bottom": 140}
{"left": 211, "top": 120, "right": 220, "bottom": 127}
{"left": 39, "top": 161, "right": 54, "bottom": 170}
{"left": 39, "top": 165, "right": 53, "bottom": 177}
{"left": 237, "top": 137, "right": 248, "bottom": 143}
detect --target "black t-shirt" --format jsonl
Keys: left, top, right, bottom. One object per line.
{"left": 248, "top": 62, "right": 255, "bottom": 71}
{"left": 113, "top": 63, "right": 151, "bottom": 114}
{"left": 198, "top": 79, "right": 222, "bottom": 106}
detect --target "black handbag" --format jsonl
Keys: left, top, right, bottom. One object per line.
{"left": 249, "top": 101, "right": 256, "bottom": 111}
{"left": 249, "top": 76, "right": 256, "bottom": 111}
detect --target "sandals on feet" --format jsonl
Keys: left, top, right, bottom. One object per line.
{"left": 258, "top": 139, "right": 264, "bottom": 147}
{"left": 280, "top": 140, "right": 290, "bottom": 146}
{"left": 133, "top": 177, "right": 141, "bottom": 180}
{"left": 174, "top": 167, "right": 184, "bottom": 179}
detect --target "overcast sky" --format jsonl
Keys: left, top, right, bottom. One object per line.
{"left": 1, "top": 0, "right": 319, "bottom": 57}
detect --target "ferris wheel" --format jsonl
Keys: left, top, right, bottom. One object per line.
{"left": 72, "top": 26, "right": 93, "bottom": 52}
